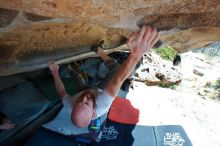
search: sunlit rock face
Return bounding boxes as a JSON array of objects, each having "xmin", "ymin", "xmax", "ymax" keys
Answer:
[
  {"xmin": 0, "ymin": 0, "xmax": 220, "ymax": 75},
  {"xmin": 0, "ymin": 23, "xmax": 130, "ymax": 75},
  {"xmin": 1, "ymin": 0, "xmax": 220, "ymax": 29}
]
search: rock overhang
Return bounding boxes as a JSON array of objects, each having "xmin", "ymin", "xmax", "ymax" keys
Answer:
[{"xmin": 0, "ymin": 0, "xmax": 220, "ymax": 75}]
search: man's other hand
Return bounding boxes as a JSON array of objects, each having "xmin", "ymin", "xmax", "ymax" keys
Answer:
[
  {"xmin": 127, "ymin": 25, "xmax": 159, "ymax": 60},
  {"xmin": 0, "ymin": 120, "xmax": 15, "ymax": 130},
  {"xmin": 48, "ymin": 61, "xmax": 59, "ymax": 74}
]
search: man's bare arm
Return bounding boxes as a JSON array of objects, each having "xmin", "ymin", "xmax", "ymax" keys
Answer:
[
  {"xmin": 105, "ymin": 26, "xmax": 159, "ymax": 97},
  {"xmin": 48, "ymin": 61, "xmax": 67, "ymax": 100},
  {"xmin": 105, "ymin": 54, "xmax": 139, "ymax": 97}
]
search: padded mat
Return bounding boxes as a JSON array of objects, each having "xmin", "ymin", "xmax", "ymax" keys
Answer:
[
  {"xmin": 154, "ymin": 125, "xmax": 193, "ymax": 146},
  {"xmin": 93, "ymin": 120, "xmax": 192, "ymax": 146},
  {"xmin": 92, "ymin": 120, "xmax": 156, "ymax": 146},
  {"xmin": 0, "ymin": 81, "xmax": 51, "ymax": 143},
  {"xmin": 26, "ymin": 120, "xmax": 192, "ymax": 146},
  {"xmin": 108, "ymin": 97, "xmax": 139, "ymax": 124},
  {"xmin": 25, "ymin": 127, "xmax": 85, "ymax": 146}
]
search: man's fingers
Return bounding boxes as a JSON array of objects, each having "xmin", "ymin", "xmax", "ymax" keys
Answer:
[
  {"xmin": 150, "ymin": 33, "xmax": 160, "ymax": 48},
  {"xmin": 127, "ymin": 32, "xmax": 136, "ymax": 46},
  {"xmin": 143, "ymin": 26, "xmax": 152, "ymax": 43},
  {"xmin": 7, "ymin": 121, "xmax": 15, "ymax": 125},
  {"xmin": 147, "ymin": 28, "xmax": 157, "ymax": 44},
  {"xmin": 48, "ymin": 61, "xmax": 55, "ymax": 70},
  {"xmin": 48, "ymin": 61, "xmax": 55, "ymax": 66},
  {"xmin": 7, "ymin": 123, "xmax": 15, "ymax": 128},
  {"xmin": 137, "ymin": 25, "xmax": 147, "ymax": 42},
  {"xmin": 6, "ymin": 121, "xmax": 14, "ymax": 125},
  {"xmin": 9, "ymin": 123, "xmax": 15, "ymax": 127},
  {"xmin": 5, "ymin": 120, "xmax": 11, "ymax": 124},
  {"xmin": 48, "ymin": 60, "xmax": 59, "ymax": 72},
  {"xmin": 2, "ymin": 122, "xmax": 15, "ymax": 129}
]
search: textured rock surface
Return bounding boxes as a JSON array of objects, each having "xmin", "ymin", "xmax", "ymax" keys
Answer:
[
  {"xmin": 161, "ymin": 27, "xmax": 220, "ymax": 52},
  {"xmin": 1, "ymin": 0, "xmax": 220, "ymax": 29},
  {"xmin": 0, "ymin": 22, "xmax": 130, "ymax": 75},
  {"xmin": 138, "ymin": 12, "xmax": 220, "ymax": 30},
  {"xmin": 23, "ymin": 12, "xmax": 53, "ymax": 21},
  {"xmin": 0, "ymin": 0, "xmax": 220, "ymax": 75},
  {"xmin": 0, "ymin": 8, "xmax": 19, "ymax": 27},
  {"xmin": 134, "ymin": 52, "xmax": 182, "ymax": 86}
]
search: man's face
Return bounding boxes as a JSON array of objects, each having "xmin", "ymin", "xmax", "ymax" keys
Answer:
[
  {"xmin": 71, "ymin": 91, "xmax": 96, "ymax": 127},
  {"xmin": 75, "ymin": 91, "xmax": 95, "ymax": 109}
]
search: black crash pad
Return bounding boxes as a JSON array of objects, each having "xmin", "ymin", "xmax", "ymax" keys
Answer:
[
  {"xmin": 0, "ymin": 82, "xmax": 51, "ymax": 143},
  {"xmin": 25, "ymin": 127, "xmax": 86, "ymax": 146},
  {"xmin": 25, "ymin": 118, "xmax": 193, "ymax": 146}
]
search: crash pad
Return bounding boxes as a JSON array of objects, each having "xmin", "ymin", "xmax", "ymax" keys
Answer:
[
  {"xmin": 92, "ymin": 120, "xmax": 192, "ymax": 146},
  {"xmin": 108, "ymin": 97, "xmax": 139, "ymax": 124},
  {"xmin": 25, "ymin": 118, "xmax": 192, "ymax": 146},
  {"xmin": 154, "ymin": 125, "xmax": 193, "ymax": 146},
  {"xmin": 0, "ymin": 81, "xmax": 51, "ymax": 143},
  {"xmin": 92, "ymin": 119, "xmax": 156, "ymax": 146},
  {"xmin": 25, "ymin": 127, "xmax": 86, "ymax": 146}
]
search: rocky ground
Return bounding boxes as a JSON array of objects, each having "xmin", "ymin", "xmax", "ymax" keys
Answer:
[
  {"xmin": 177, "ymin": 47, "xmax": 220, "ymax": 101},
  {"xmin": 125, "ymin": 44, "xmax": 220, "ymax": 146},
  {"xmin": 126, "ymin": 82, "xmax": 220, "ymax": 146}
]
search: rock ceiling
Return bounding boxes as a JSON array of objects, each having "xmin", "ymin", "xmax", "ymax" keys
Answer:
[{"xmin": 0, "ymin": 0, "xmax": 220, "ymax": 75}]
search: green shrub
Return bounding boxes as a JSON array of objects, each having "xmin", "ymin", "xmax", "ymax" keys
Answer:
[
  {"xmin": 154, "ymin": 45, "xmax": 178, "ymax": 60},
  {"xmin": 158, "ymin": 83, "xmax": 177, "ymax": 90},
  {"xmin": 216, "ymin": 78, "xmax": 220, "ymax": 87}
]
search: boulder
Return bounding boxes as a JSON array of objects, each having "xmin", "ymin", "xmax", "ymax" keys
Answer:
[
  {"xmin": 0, "ymin": 0, "xmax": 220, "ymax": 75},
  {"xmin": 0, "ymin": 0, "xmax": 219, "ymax": 30},
  {"xmin": 133, "ymin": 52, "xmax": 182, "ymax": 86},
  {"xmin": 0, "ymin": 23, "xmax": 130, "ymax": 76}
]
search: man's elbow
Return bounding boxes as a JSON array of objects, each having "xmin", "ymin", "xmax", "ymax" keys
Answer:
[
  {"xmin": 58, "ymin": 90, "xmax": 66, "ymax": 98},
  {"xmin": 106, "ymin": 80, "xmax": 121, "ymax": 97},
  {"xmin": 106, "ymin": 88, "xmax": 116, "ymax": 97}
]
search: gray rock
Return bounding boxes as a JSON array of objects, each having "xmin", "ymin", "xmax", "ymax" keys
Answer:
[
  {"xmin": 193, "ymin": 69, "xmax": 204, "ymax": 77},
  {"xmin": 134, "ymin": 52, "xmax": 182, "ymax": 86}
]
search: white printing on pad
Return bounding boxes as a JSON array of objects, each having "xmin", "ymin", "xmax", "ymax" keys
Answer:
[{"xmin": 102, "ymin": 126, "xmax": 119, "ymax": 140}]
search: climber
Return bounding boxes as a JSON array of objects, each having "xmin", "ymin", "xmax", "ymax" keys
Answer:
[{"xmin": 47, "ymin": 25, "xmax": 159, "ymax": 129}]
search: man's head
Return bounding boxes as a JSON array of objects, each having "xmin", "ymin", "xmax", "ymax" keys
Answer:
[{"xmin": 71, "ymin": 91, "xmax": 95, "ymax": 128}]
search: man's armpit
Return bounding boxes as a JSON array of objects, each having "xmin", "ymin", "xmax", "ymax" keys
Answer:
[{"xmin": 62, "ymin": 94, "xmax": 72, "ymax": 107}]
